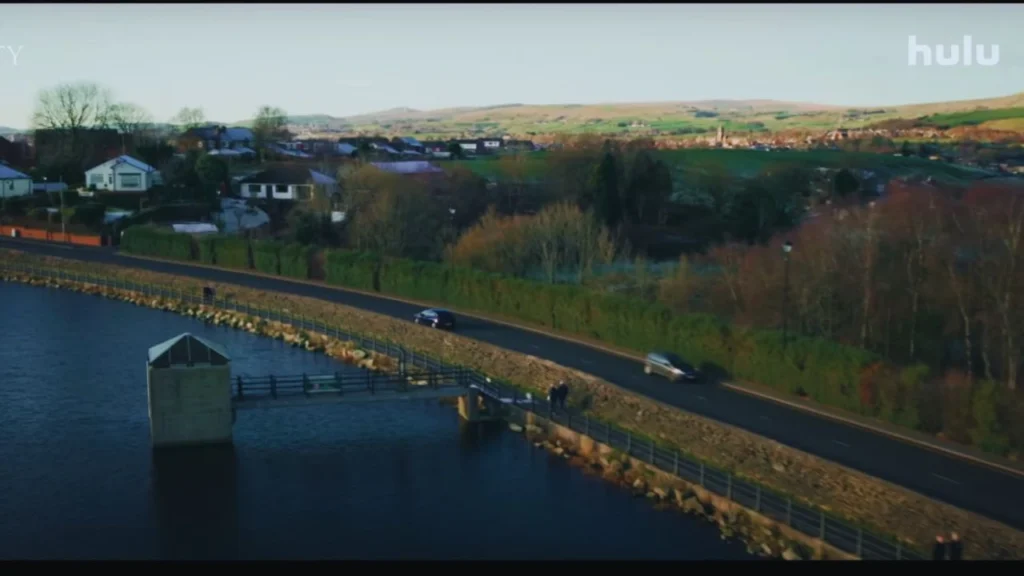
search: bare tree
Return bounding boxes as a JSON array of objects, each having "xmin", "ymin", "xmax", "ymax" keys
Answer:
[
  {"xmin": 252, "ymin": 106, "xmax": 289, "ymax": 162},
  {"xmin": 172, "ymin": 107, "xmax": 206, "ymax": 130},
  {"xmin": 31, "ymin": 82, "xmax": 114, "ymax": 132},
  {"xmin": 109, "ymin": 103, "xmax": 152, "ymax": 137}
]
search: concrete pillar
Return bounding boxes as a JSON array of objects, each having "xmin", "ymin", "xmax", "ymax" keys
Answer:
[
  {"xmin": 147, "ymin": 333, "xmax": 234, "ymax": 448},
  {"xmin": 458, "ymin": 387, "xmax": 480, "ymax": 422}
]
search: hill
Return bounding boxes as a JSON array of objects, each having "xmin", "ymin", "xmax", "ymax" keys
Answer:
[{"xmin": 227, "ymin": 92, "xmax": 1024, "ymax": 138}]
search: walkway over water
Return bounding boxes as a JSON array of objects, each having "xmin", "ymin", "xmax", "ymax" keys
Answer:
[{"xmin": 231, "ymin": 367, "xmax": 476, "ymax": 409}]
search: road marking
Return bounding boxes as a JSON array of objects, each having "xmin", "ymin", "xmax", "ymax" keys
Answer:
[
  {"xmin": 931, "ymin": 473, "xmax": 961, "ymax": 485},
  {"xmin": 696, "ymin": 395, "xmax": 706, "ymax": 401},
  {"xmin": 833, "ymin": 440, "xmax": 851, "ymax": 448}
]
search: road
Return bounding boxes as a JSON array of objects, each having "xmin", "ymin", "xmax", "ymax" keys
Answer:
[{"xmin": 4, "ymin": 238, "xmax": 1023, "ymax": 530}]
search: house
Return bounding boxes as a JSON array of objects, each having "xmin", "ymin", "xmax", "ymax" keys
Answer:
[
  {"xmin": 456, "ymin": 139, "xmax": 480, "ymax": 154},
  {"xmin": 421, "ymin": 141, "xmax": 449, "ymax": 153},
  {"xmin": 238, "ymin": 164, "xmax": 338, "ymax": 201},
  {"xmin": 336, "ymin": 143, "xmax": 359, "ymax": 157},
  {"xmin": 0, "ymin": 164, "xmax": 32, "ymax": 198},
  {"xmin": 392, "ymin": 137, "xmax": 425, "ymax": 153},
  {"xmin": 84, "ymin": 155, "xmax": 160, "ymax": 193},
  {"xmin": 33, "ymin": 181, "xmax": 69, "ymax": 195},
  {"xmin": 480, "ymin": 137, "xmax": 502, "ymax": 152},
  {"xmin": 177, "ymin": 125, "xmax": 255, "ymax": 154}
]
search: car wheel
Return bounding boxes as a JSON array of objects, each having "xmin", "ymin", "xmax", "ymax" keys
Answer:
[
  {"xmin": 432, "ymin": 321, "xmax": 438, "ymax": 328},
  {"xmin": 643, "ymin": 365, "xmax": 652, "ymax": 375}
]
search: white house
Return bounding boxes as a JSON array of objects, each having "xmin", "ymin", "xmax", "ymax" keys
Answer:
[
  {"xmin": 84, "ymin": 155, "xmax": 160, "ymax": 193},
  {"xmin": 238, "ymin": 164, "xmax": 338, "ymax": 201},
  {"xmin": 0, "ymin": 164, "xmax": 32, "ymax": 198}
]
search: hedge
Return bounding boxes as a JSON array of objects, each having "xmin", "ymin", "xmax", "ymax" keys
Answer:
[
  {"xmin": 120, "ymin": 230, "xmax": 1005, "ymax": 453},
  {"xmin": 120, "ymin": 227, "xmax": 194, "ymax": 261}
]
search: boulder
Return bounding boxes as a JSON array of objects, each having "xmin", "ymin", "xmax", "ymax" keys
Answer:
[{"xmin": 782, "ymin": 548, "xmax": 802, "ymax": 561}]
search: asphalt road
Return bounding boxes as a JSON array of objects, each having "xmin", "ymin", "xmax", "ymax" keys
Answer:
[{"xmin": 5, "ymin": 238, "xmax": 1023, "ymax": 530}]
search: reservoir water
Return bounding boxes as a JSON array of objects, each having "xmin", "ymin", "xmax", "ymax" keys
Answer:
[{"xmin": 0, "ymin": 282, "xmax": 750, "ymax": 560}]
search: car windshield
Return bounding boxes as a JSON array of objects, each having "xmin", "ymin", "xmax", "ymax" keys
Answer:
[{"xmin": 664, "ymin": 354, "xmax": 686, "ymax": 368}]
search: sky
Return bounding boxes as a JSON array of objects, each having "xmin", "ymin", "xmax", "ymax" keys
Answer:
[{"xmin": 0, "ymin": 3, "xmax": 1021, "ymax": 129}]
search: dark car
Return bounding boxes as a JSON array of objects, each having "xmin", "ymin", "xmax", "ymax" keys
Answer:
[
  {"xmin": 413, "ymin": 308, "xmax": 456, "ymax": 329},
  {"xmin": 643, "ymin": 351, "xmax": 699, "ymax": 382}
]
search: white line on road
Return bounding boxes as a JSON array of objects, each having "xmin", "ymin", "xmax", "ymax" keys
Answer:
[
  {"xmin": 931, "ymin": 473, "xmax": 961, "ymax": 485},
  {"xmin": 833, "ymin": 440, "xmax": 851, "ymax": 448}
]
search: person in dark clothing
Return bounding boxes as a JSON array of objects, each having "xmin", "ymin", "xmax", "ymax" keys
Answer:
[
  {"xmin": 548, "ymin": 385, "xmax": 557, "ymax": 413},
  {"xmin": 948, "ymin": 532, "xmax": 962, "ymax": 560},
  {"xmin": 932, "ymin": 534, "xmax": 947, "ymax": 561},
  {"xmin": 557, "ymin": 381, "xmax": 569, "ymax": 410}
]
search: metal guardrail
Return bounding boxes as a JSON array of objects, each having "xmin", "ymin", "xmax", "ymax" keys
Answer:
[
  {"xmin": 233, "ymin": 368, "xmax": 468, "ymax": 401},
  {"xmin": 1, "ymin": 262, "xmax": 923, "ymax": 560}
]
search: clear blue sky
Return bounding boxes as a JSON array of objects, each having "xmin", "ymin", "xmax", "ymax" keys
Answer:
[{"xmin": 0, "ymin": 4, "xmax": 1021, "ymax": 128}]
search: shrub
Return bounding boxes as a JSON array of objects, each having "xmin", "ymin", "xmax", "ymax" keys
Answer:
[
  {"xmin": 120, "ymin": 226, "xmax": 194, "ymax": 261},
  {"xmin": 197, "ymin": 236, "xmax": 217, "ymax": 264},
  {"xmin": 212, "ymin": 236, "xmax": 250, "ymax": 269},
  {"xmin": 279, "ymin": 243, "xmax": 312, "ymax": 279},
  {"xmin": 251, "ymin": 240, "xmax": 280, "ymax": 275}
]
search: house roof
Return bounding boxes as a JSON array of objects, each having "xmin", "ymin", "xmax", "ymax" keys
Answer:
[
  {"xmin": 0, "ymin": 164, "xmax": 29, "ymax": 179},
  {"xmin": 86, "ymin": 155, "xmax": 156, "ymax": 173},
  {"xmin": 186, "ymin": 125, "xmax": 254, "ymax": 142},
  {"xmin": 239, "ymin": 164, "xmax": 338, "ymax": 185},
  {"xmin": 400, "ymin": 137, "xmax": 423, "ymax": 147},
  {"xmin": 337, "ymin": 143, "xmax": 358, "ymax": 155},
  {"xmin": 147, "ymin": 332, "xmax": 230, "ymax": 368},
  {"xmin": 370, "ymin": 161, "xmax": 444, "ymax": 175},
  {"xmin": 371, "ymin": 143, "xmax": 400, "ymax": 154}
]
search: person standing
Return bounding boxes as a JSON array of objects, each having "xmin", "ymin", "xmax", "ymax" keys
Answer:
[
  {"xmin": 947, "ymin": 532, "xmax": 962, "ymax": 560},
  {"xmin": 557, "ymin": 381, "xmax": 569, "ymax": 410},
  {"xmin": 548, "ymin": 385, "xmax": 557, "ymax": 413},
  {"xmin": 932, "ymin": 534, "xmax": 947, "ymax": 561}
]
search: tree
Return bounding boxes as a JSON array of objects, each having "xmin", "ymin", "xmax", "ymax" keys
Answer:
[
  {"xmin": 346, "ymin": 166, "xmax": 443, "ymax": 261},
  {"xmin": 31, "ymin": 82, "xmax": 114, "ymax": 169},
  {"xmin": 194, "ymin": 154, "xmax": 228, "ymax": 212},
  {"xmin": 172, "ymin": 107, "xmax": 206, "ymax": 130},
  {"xmin": 591, "ymin": 151, "xmax": 622, "ymax": 229},
  {"xmin": 109, "ymin": 103, "xmax": 152, "ymax": 137},
  {"xmin": 833, "ymin": 168, "xmax": 860, "ymax": 198},
  {"xmin": 252, "ymin": 106, "xmax": 289, "ymax": 162},
  {"xmin": 31, "ymin": 82, "xmax": 114, "ymax": 132}
]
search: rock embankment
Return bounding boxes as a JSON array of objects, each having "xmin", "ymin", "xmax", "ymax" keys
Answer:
[
  {"xmin": 513, "ymin": 422, "xmax": 822, "ymax": 560},
  {"xmin": 3, "ymin": 272, "xmax": 396, "ymax": 373}
]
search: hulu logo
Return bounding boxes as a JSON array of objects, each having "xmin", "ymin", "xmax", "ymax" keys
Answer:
[{"xmin": 907, "ymin": 35, "xmax": 999, "ymax": 67}]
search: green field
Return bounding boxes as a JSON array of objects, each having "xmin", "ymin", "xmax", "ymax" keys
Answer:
[
  {"xmin": 922, "ymin": 107, "xmax": 1024, "ymax": 128},
  {"xmin": 450, "ymin": 148, "xmax": 996, "ymax": 185}
]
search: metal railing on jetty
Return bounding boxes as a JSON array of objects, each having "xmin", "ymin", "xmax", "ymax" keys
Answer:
[{"xmin": 1, "ymin": 263, "xmax": 923, "ymax": 560}]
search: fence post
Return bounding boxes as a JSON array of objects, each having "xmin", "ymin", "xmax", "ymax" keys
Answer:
[
  {"xmin": 302, "ymin": 374, "xmax": 310, "ymax": 396},
  {"xmin": 673, "ymin": 452, "xmax": 679, "ymax": 476},
  {"xmin": 270, "ymin": 375, "xmax": 277, "ymax": 399},
  {"xmin": 605, "ymin": 423, "xmax": 611, "ymax": 445},
  {"xmin": 236, "ymin": 376, "xmax": 243, "ymax": 400},
  {"xmin": 649, "ymin": 440, "xmax": 655, "ymax": 464},
  {"xmin": 584, "ymin": 415, "xmax": 590, "ymax": 436},
  {"xmin": 786, "ymin": 498, "xmax": 792, "ymax": 526},
  {"xmin": 819, "ymin": 511, "xmax": 826, "ymax": 540},
  {"xmin": 335, "ymin": 372, "xmax": 343, "ymax": 396},
  {"xmin": 856, "ymin": 528, "xmax": 863, "ymax": 557},
  {"xmin": 726, "ymin": 473, "xmax": 733, "ymax": 499},
  {"xmin": 755, "ymin": 486, "xmax": 761, "ymax": 512},
  {"xmin": 895, "ymin": 541, "xmax": 902, "ymax": 560},
  {"xmin": 699, "ymin": 462, "xmax": 705, "ymax": 487},
  {"xmin": 626, "ymin": 432, "xmax": 632, "ymax": 454}
]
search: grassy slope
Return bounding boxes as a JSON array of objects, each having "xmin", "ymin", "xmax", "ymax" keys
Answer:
[{"xmin": 230, "ymin": 92, "xmax": 1024, "ymax": 137}]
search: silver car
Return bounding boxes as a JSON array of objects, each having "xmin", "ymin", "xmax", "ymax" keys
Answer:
[{"xmin": 644, "ymin": 352, "xmax": 699, "ymax": 382}]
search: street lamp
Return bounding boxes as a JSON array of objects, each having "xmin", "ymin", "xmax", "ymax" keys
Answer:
[
  {"xmin": 448, "ymin": 207, "xmax": 457, "ymax": 276},
  {"xmin": 782, "ymin": 240, "xmax": 793, "ymax": 350}
]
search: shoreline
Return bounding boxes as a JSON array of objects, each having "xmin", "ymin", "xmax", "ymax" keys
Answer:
[{"xmin": 4, "ymin": 250, "xmax": 1023, "ymax": 559}]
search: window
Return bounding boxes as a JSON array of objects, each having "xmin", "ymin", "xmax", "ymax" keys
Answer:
[
  {"xmin": 118, "ymin": 173, "xmax": 142, "ymax": 188},
  {"xmin": 275, "ymin": 184, "xmax": 288, "ymax": 193},
  {"xmin": 88, "ymin": 173, "xmax": 104, "ymax": 186},
  {"xmin": 247, "ymin": 184, "xmax": 263, "ymax": 196},
  {"xmin": 295, "ymin": 185, "xmax": 312, "ymax": 200}
]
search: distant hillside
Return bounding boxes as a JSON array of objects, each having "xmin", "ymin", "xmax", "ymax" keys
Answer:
[
  {"xmin": 224, "ymin": 92, "xmax": 1024, "ymax": 138},
  {"xmin": 0, "ymin": 126, "xmax": 23, "ymax": 137}
]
